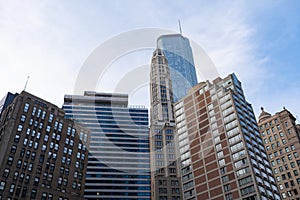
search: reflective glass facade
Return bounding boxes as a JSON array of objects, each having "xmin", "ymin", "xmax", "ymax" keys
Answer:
[
  {"xmin": 157, "ymin": 34, "xmax": 198, "ymax": 102},
  {"xmin": 0, "ymin": 92, "xmax": 16, "ymax": 118},
  {"xmin": 63, "ymin": 92, "xmax": 151, "ymax": 200}
]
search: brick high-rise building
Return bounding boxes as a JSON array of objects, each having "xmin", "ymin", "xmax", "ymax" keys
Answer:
[
  {"xmin": 174, "ymin": 74, "xmax": 280, "ymax": 200},
  {"xmin": 0, "ymin": 91, "xmax": 89, "ymax": 200},
  {"xmin": 258, "ymin": 107, "xmax": 300, "ymax": 199}
]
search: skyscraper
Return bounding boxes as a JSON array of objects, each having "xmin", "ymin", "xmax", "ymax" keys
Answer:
[
  {"xmin": 150, "ymin": 49, "xmax": 182, "ymax": 200},
  {"xmin": 0, "ymin": 92, "xmax": 17, "ymax": 118},
  {"xmin": 63, "ymin": 91, "xmax": 151, "ymax": 200},
  {"xmin": 0, "ymin": 91, "xmax": 89, "ymax": 200},
  {"xmin": 157, "ymin": 34, "xmax": 198, "ymax": 102},
  {"xmin": 258, "ymin": 107, "xmax": 300, "ymax": 199},
  {"xmin": 174, "ymin": 74, "xmax": 280, "ymax": 200}
]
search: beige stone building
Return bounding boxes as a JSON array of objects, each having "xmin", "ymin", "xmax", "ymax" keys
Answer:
[
  {"xmin": 150, "ymin": 49, "xmax": 182, "ymax": 200},
  {"xmin": 258, "ymin": 107, "xmax": 300, "ymax": 199}
]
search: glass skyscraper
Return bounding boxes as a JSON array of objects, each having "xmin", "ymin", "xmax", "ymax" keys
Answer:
[
  {"xmin": 0, "ymin": 92, "xmax": 17, "ymax": 118},
  {"xmin": 157, "ymin": 34, "xmax": 198, "ymax": 102},
  {"xmin": 63, "ymin": 91, "xmax": 151, "ymax": 200}
]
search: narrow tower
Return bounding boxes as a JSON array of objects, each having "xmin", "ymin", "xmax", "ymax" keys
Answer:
[{"xmin": 150, "ymin": 49, "xmax": 182, "ymax": 200}]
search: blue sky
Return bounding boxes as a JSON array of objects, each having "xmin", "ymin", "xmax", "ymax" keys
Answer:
[{"xmin": 0, "ymin": 0, "xmax": 299, "ymax": 119}]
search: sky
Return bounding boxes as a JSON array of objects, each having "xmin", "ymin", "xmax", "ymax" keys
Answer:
[{"xmin": 1, "ymin": 0, "xmax": 300, "ymax": 120}]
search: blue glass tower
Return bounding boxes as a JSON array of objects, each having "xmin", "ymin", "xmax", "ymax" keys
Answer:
[
  {"xmin": 157, "ymin": 34, "xmax": 198, "ymax": 102},
  {"xmin": 63, "ymin": 92, "xmax": 151, "ymax": 200},
  {"xmin": 0, "ymin": 92, "xmax": 17, "ymax": 118}
]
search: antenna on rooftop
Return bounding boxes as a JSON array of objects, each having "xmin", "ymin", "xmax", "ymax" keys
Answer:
[
  {"xmin": 24, "ymin": 76, "xmax": 30, "ymax": 91},
  {"xmin": 178, "ymin": 19, "xmax": 182, "ymax": 34}
]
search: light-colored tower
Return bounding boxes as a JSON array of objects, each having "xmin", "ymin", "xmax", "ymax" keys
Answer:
[
  {"xmin": 150, "ymin": 49, "xmax": 182, "ymax": 200},
  {"xmin": 174, "ymin": 74, "xmax": 280, "ymax": 200},
  {"xmin": 258, "ymin": 107, "xmax": 300, "ymax": 199}
]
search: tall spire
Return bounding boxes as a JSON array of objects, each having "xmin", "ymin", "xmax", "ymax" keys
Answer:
[{"xmin": 178, "ymin": 19, "xmax": 182, "ymax": 34}]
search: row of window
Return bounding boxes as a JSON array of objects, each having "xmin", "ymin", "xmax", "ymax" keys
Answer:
[
  {"xmin": 271, "ymin": 153, "xmax": 299, "ymax": 166},
  {"xmin": 0, "ymin": 179, "xmax": 70, "ymax": 199},
  {"xmin": 259, "ymin": 119, "xmax": 281, "ymax": 130}
]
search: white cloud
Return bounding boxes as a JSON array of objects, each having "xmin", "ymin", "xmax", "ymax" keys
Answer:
[{"xmin": 0, "ymin": 0, "xmax": 298, "ymax": 118}]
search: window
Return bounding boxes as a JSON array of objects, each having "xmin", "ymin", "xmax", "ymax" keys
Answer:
[
  {"xmin": 72, "ymin": 181, "xmax": 77, "ymax": 189},
  {"xmin": 0, "ymin": 181, "xmax": 6, "ymax": 191},
  {"xmin": 28, "ymin": 163, "xmax": 33, "ymax": 172},
  {"xmin": 264, "ymin": 139, "xmax": 269, "ymax": 144},
  {"xmin": 16, "ymin": 185, "xmax": 21, "ymax": 195},
  {"xmin": 282, "ymin": 156, "xmax": 286, "ymax": 162},
  {"xmin": 269, "ymin": 136, "xmax": 273, "ymax": 142},
  {"xmin": 291, "ymin": 144, "xmax": 295, "ymax": 150},
  {"xmin": 42, "ymin": 192, "xmax": 47, "ymax": 200},
  {"xmin": 63, "ymin": 178, "xmax": 68, "ymax": 186},
  {"xmin": 222, "ymin": 175, "xmax": 229, "ymax": 183},
  {"xmin": 294, "ymin": 170, "xmax": 299, "ymax": 176},
  {"xmin": 24, "ymin": 103, "xmax": 29, "ymax": 112},
  {"xmin": 31, "ymin": 189, "xmax": 37, "ymax": 198},
  {"xmin": 219, "ymin": 159, "xmax": 225, "ymax": 166},
  {"xmin": 42, "ymin": 144, "xmax": 47, "ymax": 152},
  {"xmin": 224, "ymin": 184, "xmax": 231, "ymax": 192},
  {"xmin": 9, "ymin": 183, "xmax": 15, "ymax": 194},
  {"xmin": 240, "ymin": 185, "xmax": 255, "ymax": 196},
  {"xmin": 10, "ymin": 145, "xmax": 17, "ymax": 154},
  {"xmin": 279, "ymin": 132, "xmax": 284, "ymax": 137},
  {"xmin": 277, "ymin": 125, "xmax": 281, "ymax": 130},
  {"xmin": 7, "ymin": 156, "xmax": 14, "ymax": 165},
  {"xmin": 17, "ymin": 124, "xmax": 23, "ymax": 132},
  {"xmin": 20, "ymin": 115, "xmax": 26, "ymax": 122},
  {"xmin": 49, "ymin": 114, "xmax": 54, "ymax": 123},
  {"xmin": 282, "ymin": 139, "xmax": 287, "ymax": 145},
  {"xmin": 220, "ymin": 167, "xmax": 227, "ymax": 174},
  {"xmin": 284, "ymin": 182, "xmax": 289, "ymax": 188},
  {"xmin": 279, "ymin": 166, "xmax": 284, "ymax": 172},
  {"xmin": 44, "ymin": 135, "xmax": 49, "ymax": 142},
  {"xmin": 282, "ymin": 192, "xmax": 287, "ymax": 199},
  {"xmin": 13, "ymin": 171, "xmax": 19, "ymax": 180},
  {"xmin": 34, "ymin": 177, "xmax": 39, "ymax": 186},
  {"xmin": 294, "ymin": 152, "xmax": 299, "ymax": 158},
  {"xmin": 3, "ymin": 168, "xmax": 10, "ymax": 178},
  {"xmin": 225, "ymin": 193, "xmax": 233, "ymax": 200},
  {"xmin": 239, "ymin": 176, "xmax": 252, "ymax": 186}
]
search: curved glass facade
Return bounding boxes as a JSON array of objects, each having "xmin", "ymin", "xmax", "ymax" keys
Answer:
[{"xmin": 157, "ymin": 34, "xmax": 198, "ymax": 102}]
